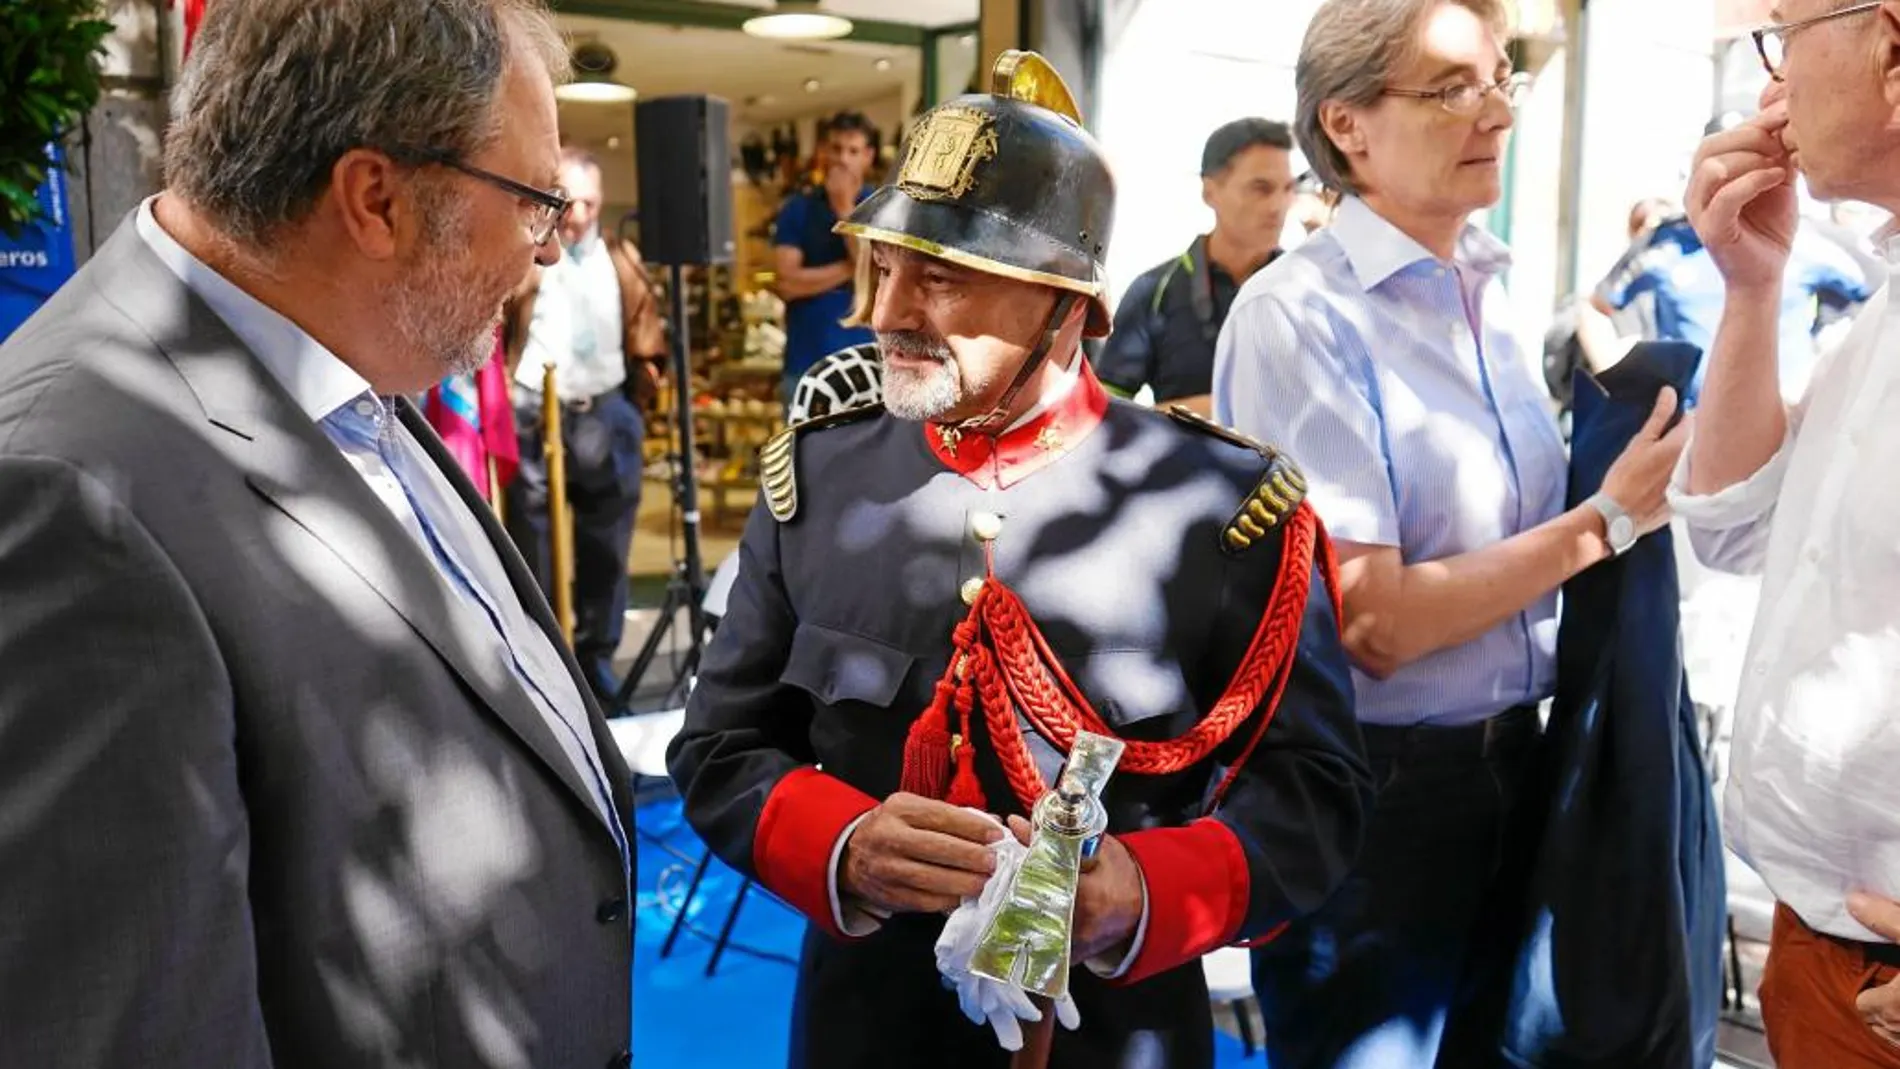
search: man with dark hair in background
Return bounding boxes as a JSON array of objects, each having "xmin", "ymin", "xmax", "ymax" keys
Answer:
[
  {"xmin": 1093, "ymin": 118, "xmax": 1298, "ymax": 416},
  {"xmin": 773, "ymin": 110, "xmax": 877, "ymax": 402}
]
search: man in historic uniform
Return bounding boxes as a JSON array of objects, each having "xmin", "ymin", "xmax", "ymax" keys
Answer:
[{"xmin": 668, "ymin": 53, "xmax": 1372, "ymax": 1069}]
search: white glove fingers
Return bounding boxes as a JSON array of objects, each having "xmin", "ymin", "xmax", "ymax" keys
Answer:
[{"xmin": 1056, "ymin": 993, "xmax": 1082, "ymax": 1031}]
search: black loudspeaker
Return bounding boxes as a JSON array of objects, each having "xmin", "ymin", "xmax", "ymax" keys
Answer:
[{"xmin": 634, "ymin": 94, "xmax": 734, "ymax": 266}]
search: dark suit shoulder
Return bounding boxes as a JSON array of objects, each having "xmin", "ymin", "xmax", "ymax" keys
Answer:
[
  {"xmin": 1114, "ymin": 401, "xmax": 1309, "ymax": 556},
  {"xmin": 759, "ymin": 402, "xmax": 884, "ymax": 522}
]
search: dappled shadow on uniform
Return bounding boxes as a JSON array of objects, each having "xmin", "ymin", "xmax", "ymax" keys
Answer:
[{"xmin": 804, "ymin": 404, "xmax": 1279, "ymax": 816}]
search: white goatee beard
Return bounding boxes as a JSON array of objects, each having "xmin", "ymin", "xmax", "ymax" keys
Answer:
[{"xmin": 878, "ymin": 332, "xmax": 963, "ymax": 421}]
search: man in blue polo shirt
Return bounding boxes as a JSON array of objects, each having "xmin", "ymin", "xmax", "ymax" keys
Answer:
[{"xmin": 773, "ymin": 111, "xmax": 876, "ymax": 401}]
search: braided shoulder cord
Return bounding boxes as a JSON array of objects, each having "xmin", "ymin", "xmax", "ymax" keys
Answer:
[{"xmin": 901, "ymin": 503, "xmax": 1338, "ymax": 816}]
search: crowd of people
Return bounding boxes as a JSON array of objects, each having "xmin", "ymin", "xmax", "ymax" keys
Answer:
[{"xmin": 1, "ymin": 0, "xmax": 1898, "ymax": 1068}]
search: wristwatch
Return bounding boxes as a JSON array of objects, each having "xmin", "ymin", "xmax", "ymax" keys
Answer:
[{"xmin": 1586, "ymin": 492, "xmax": 1638, "ymax": 557}]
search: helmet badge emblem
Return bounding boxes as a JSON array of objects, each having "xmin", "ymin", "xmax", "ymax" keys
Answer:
[{"xmin": 897, "ymin": 105, "xmax": 999, "ymax": 203}]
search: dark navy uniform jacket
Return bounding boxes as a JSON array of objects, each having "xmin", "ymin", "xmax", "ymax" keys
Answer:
[{"xmin": 668, "ymin": 359, "xmax": 1372, "ymax": 1069}]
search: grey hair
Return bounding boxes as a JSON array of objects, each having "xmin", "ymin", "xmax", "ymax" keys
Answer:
[
  {"xmin": 164, "ymin": 0, "xmax": 570, "ymax": 245},
  {"xmin": 560, "ymin": 145, "xmax": 602, "ymax": 173},
  {"xmin": 1294, "ymin": 0, "xmax": 1510, "ymax": 194}
]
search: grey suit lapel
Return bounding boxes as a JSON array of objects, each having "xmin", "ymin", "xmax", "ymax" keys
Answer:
[
  {"xmin": 90, "ymin": 219, "xmax": 615, "ymax": 830},
  {"xmin": 398, "ymin": 401, "xmax": 636, "ymax": 823}
]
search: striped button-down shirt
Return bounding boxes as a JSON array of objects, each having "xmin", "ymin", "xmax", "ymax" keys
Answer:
[{"xmin": 1213, "ymin": 196, "xmax": 1567, "ymax": 726}]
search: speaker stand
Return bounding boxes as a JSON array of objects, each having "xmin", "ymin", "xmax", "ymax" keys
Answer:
[{"xmin": 609, "ymin": 262, "xmax": 709, "ymax": 717}]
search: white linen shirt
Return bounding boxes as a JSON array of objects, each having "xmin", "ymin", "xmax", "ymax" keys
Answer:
[{"xmin": 1668, "ymin": 232, "xmax": 1900, "ymax": 941}]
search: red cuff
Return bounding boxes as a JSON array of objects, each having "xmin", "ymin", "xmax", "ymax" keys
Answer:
[
  {"xmin": 751, "ymin": 767, "xmax": 879, "ymax": 939},
  {"xmin": 1112, "ymin": 818, "xmax": 1251, "ymax": 985}
]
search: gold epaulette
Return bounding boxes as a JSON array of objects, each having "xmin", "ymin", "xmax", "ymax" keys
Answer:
[
  {"xmin": 759, "ymin": 403, "xmax": 883, "ymax": 522},
  {"xmin": 1163, "ymin": 406, "xmax": 1308, "ymax": 555}
]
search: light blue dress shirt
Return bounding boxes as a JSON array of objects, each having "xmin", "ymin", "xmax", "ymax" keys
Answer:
[
  {"xmin": 1213, "ymin": 196, "xmax": 1567, "ymax": 727},
  {"xmin": 134, "ymin": 199, "xmax": 630, "ymax": 872}
]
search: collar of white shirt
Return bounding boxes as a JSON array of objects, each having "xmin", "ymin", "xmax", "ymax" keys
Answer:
[
  {"xmin": 134, "ymin": 195, "xmax": 373, "ymax": 423},
  {"xmin": 1329, "ymin": 194, "xmax": 1513, "ymax": 291}
]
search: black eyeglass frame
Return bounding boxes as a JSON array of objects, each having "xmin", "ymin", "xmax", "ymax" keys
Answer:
[
  {"xmin": 427, "ymin": 154, "xmax": 573, "ymax": 244},
  {"xmin": 1752, "ymin": 1, "xmax": 1882, "ymax": 82}
]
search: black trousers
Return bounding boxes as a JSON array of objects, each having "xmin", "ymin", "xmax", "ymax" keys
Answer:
[
  {"xmin": 1251, "ymin": 705, "xmax": 1541, "ymax": 1069},
  {"xmin": 505, "ymin": 387, "xmax": 644, "ymax": 701}
]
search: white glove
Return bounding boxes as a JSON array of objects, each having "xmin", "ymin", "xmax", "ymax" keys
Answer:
[{"xmin": 933, "ymin": 811, "xmax": 1082, "ymax": 1050}]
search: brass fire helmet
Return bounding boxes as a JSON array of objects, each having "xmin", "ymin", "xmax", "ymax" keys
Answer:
[{"xmin": 834, "ymin": 50, "xmax": 1116, "ymax": 338}]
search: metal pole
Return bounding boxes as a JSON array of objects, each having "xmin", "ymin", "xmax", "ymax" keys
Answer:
[
  {"xmin": 669, "ymin": 262, "xmax": 709, "ymax": 651},
  {"xmin": 542, "ymin": 363, "xmax": 576, "ymax": 643}
]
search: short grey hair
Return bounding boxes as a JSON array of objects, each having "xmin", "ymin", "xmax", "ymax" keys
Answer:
[
  {"xmin": 164, "ymin": 0, "xmax": 569, "ymax": 245},
  {"xmin": 1294, "ymin": 0, "xmax": 1510, "ymax": 194}
]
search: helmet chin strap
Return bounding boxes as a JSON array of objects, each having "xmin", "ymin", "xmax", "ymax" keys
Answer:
[{"xmin": 946, "ymin": 291, "xmax": 1081, "ymax": 435}]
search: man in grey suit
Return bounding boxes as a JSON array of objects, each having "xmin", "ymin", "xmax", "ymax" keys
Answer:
[{"xmin": 0, "ymin": 2, "xmax": 635, "ymax": 1066}]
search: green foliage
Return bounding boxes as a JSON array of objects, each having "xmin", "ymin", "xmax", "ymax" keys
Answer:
[{"xmin": 0, "ymin": 0, "xmax": 113, "ymax": 238}]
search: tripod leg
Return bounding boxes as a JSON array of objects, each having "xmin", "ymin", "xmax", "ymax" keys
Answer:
[
  {"xmin": 661, "ymin": 848, "xmax": 715, "ymax": 959},
  {"xmin": 706, "ymin": 876, "xmax": 753, "ymax": 977},
  {"xmin": 662, "ymin": 642, "xmax": 705, "ymax": 709},
  {"xmin": 1236, "ymin": 998, "xmax": 1260, "ymax": 1057},
  {"xmin": 608, "ymin": 579, "xmax": 685, "ymax": 717}
]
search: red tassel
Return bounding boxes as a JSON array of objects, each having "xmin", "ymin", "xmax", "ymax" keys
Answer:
[
  {"xmin": 945, "ymin": 669, "xmax": 987, "ymax": 809},
  {"xmin": 901, "ymin": 723, "xmax": 951, "ymax": 800},
  {"xmin": 947, "ymin": 742, "xmax": 986, "ymax": 809},
  {"xmin": 900, "ymin": 665, "xmax": 959, "ymax": 799}
]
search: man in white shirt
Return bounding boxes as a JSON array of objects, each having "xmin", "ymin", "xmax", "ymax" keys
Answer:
[
  {"xmin": 1675, "ymin": 2, "xmax": 1900, "ymax": 1064},
  {"xmin": 504, "ymin": 147, "xmax": 665, "ymax": 702}
]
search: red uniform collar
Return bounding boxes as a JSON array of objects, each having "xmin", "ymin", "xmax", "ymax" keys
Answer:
[{"xmin": 923, "ymin": 358, "xmax": 1110, "ymax": 490}]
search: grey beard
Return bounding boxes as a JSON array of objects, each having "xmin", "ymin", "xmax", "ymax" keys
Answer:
[
  {"xmin": 390, "ymin": 194, "xmax": 498, "ymax": 379},
  {"xmin": 878, "ymin": 332, "xmax": 961, "ymax": 421},
  {"xmin": 391, "ymin": 281, "xmax": 495, "ymax": 380},
  {"xmin": 441, "ymin": 315, "xmax": 501, "ymax": 377}
]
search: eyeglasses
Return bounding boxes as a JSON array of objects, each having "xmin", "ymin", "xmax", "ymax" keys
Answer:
[
  {"xmin": 429, "ymin": 155, "xmax": 572, "ymax": 244},
  {"xmin": 1753, "ymin": 1, "xmax": 1882, "ymax": 82},
  {"xmin": 1382, "ymin": 72, "xmax": 1533, "ymax": 115}
]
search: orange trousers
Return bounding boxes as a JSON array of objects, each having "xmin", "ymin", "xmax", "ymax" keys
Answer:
[{"xmin": 1761, "ymin": 903, "xmax": 1900, "ymax": 1069}]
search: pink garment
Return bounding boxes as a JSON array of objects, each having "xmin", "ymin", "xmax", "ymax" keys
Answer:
[{"xmin": 423, "ymin": 336, "xmax": 518, "ymax": 498}]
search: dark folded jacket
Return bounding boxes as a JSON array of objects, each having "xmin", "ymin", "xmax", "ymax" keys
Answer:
[{"xmin": 1461, "ymin": 341, "xmax": 1726, "ymax": 1068}]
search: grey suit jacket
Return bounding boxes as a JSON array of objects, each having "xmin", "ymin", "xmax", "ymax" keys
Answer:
[{"xmin": 0, "ymin": 218, "xmax": 635, "ymax": 1068}]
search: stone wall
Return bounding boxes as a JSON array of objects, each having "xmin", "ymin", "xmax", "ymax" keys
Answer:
[{"xmin": 65, "ymin": 0, "xmax": 175, "ymax": 262}]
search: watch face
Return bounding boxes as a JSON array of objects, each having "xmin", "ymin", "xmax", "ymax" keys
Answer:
[{"xmin": 1611, "ymin": 516, "xmax": 1636, "ymax": 549}]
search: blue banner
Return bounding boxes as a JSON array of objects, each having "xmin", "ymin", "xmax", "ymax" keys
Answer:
[{"xmin": 0, "ymin": 142, "xmax": 79, "ymax": 343}]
